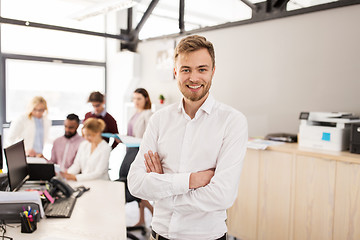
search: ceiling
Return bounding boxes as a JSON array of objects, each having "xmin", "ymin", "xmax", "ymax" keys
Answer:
[{"xmin": 0, "ymin": 0, "xmax": 340, "ymax": 40}]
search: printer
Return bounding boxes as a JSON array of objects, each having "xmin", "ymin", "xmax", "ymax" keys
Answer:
[{"xmin": 298, "ymin": 112, "xmax": 360, "ymax": 151}]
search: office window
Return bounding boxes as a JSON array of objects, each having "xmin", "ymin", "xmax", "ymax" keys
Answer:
[
  {"xmin": 287, "ymin": 0, "xmax": 339, "ymax": 10},
  {"xmin": 184, "ymin": 0, "xmax": 252, "ymax": 31},
  {"xmin": 5, "ymin": 59, "xmax": 105, "ymax": 123},
  {"xmin": 136, "ymin": 0, "xmax": 252, "ymax": 39},
  {"xmin": 0, "ymin": 0, "xmax": 106, "ymax": 32},
  {"xmin": 1, "ymin": 24, "xmax": 106, "ymax": 62}
]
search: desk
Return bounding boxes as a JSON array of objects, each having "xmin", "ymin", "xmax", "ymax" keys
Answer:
[{"xmin": 5, "ymin": 180, "xmax": 126, "ymax": 240}]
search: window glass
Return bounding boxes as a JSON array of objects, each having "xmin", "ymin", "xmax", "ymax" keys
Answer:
[
  {"xmin": 0, "ymin": 0, "xmax": 106, "ymax": 32},
  {"xmin": 136, "ymin": 0, "xmax": 252, "ymax": 39},
  {"xmin": 287, "ymin": 0, "xmax": 339, "ymax": 11},
  {"xmin": 184, "ymin": 0, "xmax": 252, "ymax": 31},
  {"xmin": 1, "ymin": 24, "xmax": 106, "ymax": 62},
  {"xmin": 5, "ymin": 59, "xmax": 105, "ymax": 122}
]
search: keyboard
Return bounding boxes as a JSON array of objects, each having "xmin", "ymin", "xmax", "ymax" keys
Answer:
[{"xmin": 45, "ymin": 197, "xmax": 77, "ymax": 218}]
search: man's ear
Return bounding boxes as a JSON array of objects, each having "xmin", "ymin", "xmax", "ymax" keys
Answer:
[{"xmin": 211, "ymin": 66, "xmax": 216, "ymax": 78}]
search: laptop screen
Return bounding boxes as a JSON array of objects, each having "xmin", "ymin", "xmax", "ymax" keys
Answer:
[
  {"xmin": 4, "ymin": 140, "xmax": 29, "ymax": 191},
  {"xmin": 0, "ymin": 135, "xmax": 3, "ymax": 170}
]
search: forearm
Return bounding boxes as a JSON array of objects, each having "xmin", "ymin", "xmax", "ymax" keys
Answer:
[
  {"xmin": 128, "ymin": 159, "xmax": 191, "ymax": 201},
  {"xmin": 175, "ymin": 160, "xmax": 243, "ymax": 213},
  {"xmin": 175, "ymin": 123, "xmax": 248, "ymax": 213}
]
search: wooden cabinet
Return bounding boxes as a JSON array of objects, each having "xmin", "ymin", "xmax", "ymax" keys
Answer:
[
  {"xmin": 227, "ymin": 150, "xmax": 259, "ymax": 240},
  {"xmin": 258, "ymin": 151, "xmax": 293, "ymax": 240},
  {"xmin": 333, "ymin": 162, "xmax": 360, "ymax": 240},
  {"xmin": 227, "ymin": 144, "xmax": 360, "ymax": 240},
  {"xmin": 293, "ymin": 156, "xmax": 336, "ymax": 240}
]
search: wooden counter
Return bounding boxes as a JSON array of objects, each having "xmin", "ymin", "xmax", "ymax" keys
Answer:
[{"xmin": 227, "ymin": 143, "xmax": 360, "ymax": 240}]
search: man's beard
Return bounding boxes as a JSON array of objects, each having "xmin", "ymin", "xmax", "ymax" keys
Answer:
[
  {"xmin": 179, "ymin": 81, "xmax": 211, "ymax": 102},
  {"xmin": 65, "ymin": 131, "xmax": 77, "ymax": 139}
]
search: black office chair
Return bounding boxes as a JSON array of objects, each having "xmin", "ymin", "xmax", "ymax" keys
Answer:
[{"xmin": 117, "ymin": 147, "xmax": 147, "ymax": 240}]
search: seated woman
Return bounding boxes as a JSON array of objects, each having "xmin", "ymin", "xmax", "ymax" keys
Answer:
[{"xmin": 61, "ymin": 118, "xmax": 111, "ymax": 181}]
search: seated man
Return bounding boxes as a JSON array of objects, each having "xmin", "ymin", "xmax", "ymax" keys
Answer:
[{"xmin": 49, "ymin": 114, "xmax": 84, "ymax": 171}]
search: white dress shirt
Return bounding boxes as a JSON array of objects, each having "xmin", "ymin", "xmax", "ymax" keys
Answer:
[
  {"xmin": 128, "ymin": 94, "xmax": 248, "ymax": 240},
  {"xmin": 67, "ymin": 140, "xmax": 111, "ymax": 181}
]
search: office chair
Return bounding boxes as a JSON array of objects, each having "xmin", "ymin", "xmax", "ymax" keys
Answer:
[{"xmin": 117, "ymin": 147, "xmax": 147, "ymax": 240}]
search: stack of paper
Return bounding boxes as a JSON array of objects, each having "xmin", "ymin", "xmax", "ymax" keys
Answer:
[{"xmin": 247, "ymin": 139, "xmax": 284, "ymax": 150}]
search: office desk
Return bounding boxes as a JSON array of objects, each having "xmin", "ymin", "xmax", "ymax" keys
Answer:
[{"xmin": 5, "ymin": 180, "xmax": 126, "ymax": 240}]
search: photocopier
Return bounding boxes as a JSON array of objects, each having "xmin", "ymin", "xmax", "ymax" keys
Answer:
[{"xmin": 298, "ymin": 112, "xmax": 360, "ymax": 151}]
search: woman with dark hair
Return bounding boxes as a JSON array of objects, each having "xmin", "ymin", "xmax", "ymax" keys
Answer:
[{"xmin": 119, "ymin": 88, "xmax": 153, "ymax": 227}]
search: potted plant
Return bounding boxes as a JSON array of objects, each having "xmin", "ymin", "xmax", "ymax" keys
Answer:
[{"xmin": 159, "ymin": 94, "xmax": 165, "ymax": 104}]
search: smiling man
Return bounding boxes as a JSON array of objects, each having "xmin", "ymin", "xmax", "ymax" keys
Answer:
[{"xmin": 128, "ymin": 35, "xmax": 248, "ymax": 240}]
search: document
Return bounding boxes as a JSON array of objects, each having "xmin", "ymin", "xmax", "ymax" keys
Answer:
[
  {"xmin": 101, "ymin": 133, "xmax": 142, "ymax": 148},
  {"xmin": 27, "ymin": 157, "xmax": 47, "ymax": 164},
  {"xmin": 247, "ymin": 138, "xmax": 284, "ymax": 150}
]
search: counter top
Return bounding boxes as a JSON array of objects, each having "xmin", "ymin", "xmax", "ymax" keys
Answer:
[{"xmin": 263, "ymin": 143, "xmax": 360, "ymax": 164}]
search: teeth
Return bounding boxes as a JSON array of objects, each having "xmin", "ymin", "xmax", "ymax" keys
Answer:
[{"xmin": 188, "ymin": 85, "xmax": 201, "ymax": 89}]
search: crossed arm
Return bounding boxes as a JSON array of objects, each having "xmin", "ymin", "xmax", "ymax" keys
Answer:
[{"xmin": 144, "ymin": 150, "xmax": 215, "ymax": 189}]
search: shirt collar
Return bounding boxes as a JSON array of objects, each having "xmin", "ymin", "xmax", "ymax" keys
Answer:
[
  {"xmin": 177, "ymin": 93, "xmax": 215, "ymax": 116},
  {"xmin": 92, "ymin": 109, "xmax": 107, "ymax": 117}
]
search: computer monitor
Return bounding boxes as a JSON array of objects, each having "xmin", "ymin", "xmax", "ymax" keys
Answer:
[
  {"xmin": 0, "ymin": 135, "xmax": 3, "ymax": 170},
  {"xmin": 4, "ymin": 140, "xmax": 29, "ymax": 191}
]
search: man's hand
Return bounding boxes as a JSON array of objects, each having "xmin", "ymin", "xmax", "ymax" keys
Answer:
[
  {"xmin": 189, "ymin": 169, "xmax": 215, "ymax": 189},
  {"xmin": 144, "ymin": 150, "xmax": 163, "ymax": 174}
]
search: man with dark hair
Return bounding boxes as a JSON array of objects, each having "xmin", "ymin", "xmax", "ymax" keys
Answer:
[
  {"xmin": 128, "ymin": 35, "xmax": 248, "ymax": 240},
  {"xmin": 49, "ymin": 114, "xmax": 84, "ymax": 171},
  {"xmin": 84, "ymin": 91, "xmax": 119, "ymax": 149}
]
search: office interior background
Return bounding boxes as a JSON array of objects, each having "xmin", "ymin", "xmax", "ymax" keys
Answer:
[{"xmin": 0, "ymin": 0, "xmax": 359, "ymax": 238}]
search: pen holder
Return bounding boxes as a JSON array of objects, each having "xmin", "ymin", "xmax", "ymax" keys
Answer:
[{"xmin": 20, "ymin": 212, "xmax": 37, "ymax": 233}]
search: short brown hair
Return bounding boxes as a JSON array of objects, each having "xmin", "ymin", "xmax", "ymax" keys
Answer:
[
  {"xmin": 134, "ymin": 88, "xmax": 152, "ymax": 110},
  {"xmin": 88, "ymin": 91, "xmax": 104, "ymax": 103},
  {"xmin": 174, "ymin": 35, "xmax": 215, "ymax": 68},
  {"xmin": 82, "ymin": 118, "xmax": 106, "ymax": 133}
]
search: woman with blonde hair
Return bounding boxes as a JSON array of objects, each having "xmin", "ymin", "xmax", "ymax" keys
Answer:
[
  {"xmin": 6, "ymin": 96, "xmax": 51, "ymax": 157},
  {"xmin": 61, "ymin": 118, "xmax": 111, "ymax": 181}
]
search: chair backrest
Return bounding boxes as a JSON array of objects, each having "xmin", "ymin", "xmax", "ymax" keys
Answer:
[{"xmin": 119, "ymin": 147, "xmax": 139, "ymax": 179}]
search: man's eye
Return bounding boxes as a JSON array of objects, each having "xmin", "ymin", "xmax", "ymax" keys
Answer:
[
  {"xmin": 182, "ymin": 69, "xmax": 190, "ymax": 73},
  {"xmin": 199, "ymin": 69, "xmax": 207, "ymax": 72}
]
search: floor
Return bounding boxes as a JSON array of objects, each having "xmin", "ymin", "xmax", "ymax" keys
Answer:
[{"xmin": 125, "ymin": 201, "xmax": 153, "ymax": 240}]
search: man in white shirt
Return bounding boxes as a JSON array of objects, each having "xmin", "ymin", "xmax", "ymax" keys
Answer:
[{"xmin": 128, "ymin": 35, "xmax": 248, "ymax": 240}]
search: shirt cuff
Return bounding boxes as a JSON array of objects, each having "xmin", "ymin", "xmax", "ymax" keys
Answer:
[
  {"xmin": 172, "ymin": 172, "xmax": 191, "ymax": 195},
  {"xmin": 75, "ymin": 174, "xmax": 85, "ymax": 182}
]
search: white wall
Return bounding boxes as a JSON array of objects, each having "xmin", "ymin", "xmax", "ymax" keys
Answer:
[{"xmin": 136, "ymin": 5, "xmax": 360, "ymax": 137}]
